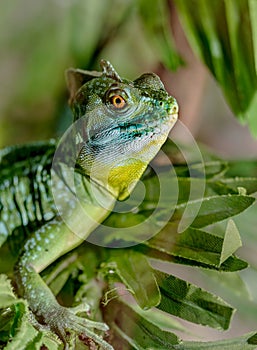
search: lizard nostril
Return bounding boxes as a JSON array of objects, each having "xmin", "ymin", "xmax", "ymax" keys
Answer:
[
  {"xmin": 167, "ymin": 102, "xmax": 178, "ymax": 116},
  {"xmin": 172, "ymin": 104, "xmax": 178, "ymax": 114}
]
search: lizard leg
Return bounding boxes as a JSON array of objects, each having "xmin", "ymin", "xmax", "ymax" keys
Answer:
[{"xmin": 14, "ymin": 220, "xmax": 113, "ymax": 350}]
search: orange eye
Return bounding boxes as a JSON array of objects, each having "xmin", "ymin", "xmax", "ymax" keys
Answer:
[{"xmin": 110, "ymin": 95, "xmax": 126, "ymax": 109}]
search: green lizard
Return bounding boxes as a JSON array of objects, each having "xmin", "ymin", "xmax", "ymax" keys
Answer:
[{"xmin": 0, "ymin": 60, "xmax": 178, "ymax": 349}]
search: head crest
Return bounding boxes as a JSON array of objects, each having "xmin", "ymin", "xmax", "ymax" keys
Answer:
[
  {"xmin": 100, "ymin": 59, "xmax": 122, "ymax": 82},
  {"xmin": 66, "ymin": 60, "xmax": 122, "ymax": 105}
]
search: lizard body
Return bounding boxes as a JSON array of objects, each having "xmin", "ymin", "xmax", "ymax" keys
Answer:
[
  {"xmin": 0, "ymin": 142, "xmax": 56, "ymax": 247},
  {"xmin": 0, "ymin": 60, "xmax": 178, "ymax": 349}
]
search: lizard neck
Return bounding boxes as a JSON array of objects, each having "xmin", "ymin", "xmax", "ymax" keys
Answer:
[
  {"xmin": 51, "ymin": 164, "xmax": 117, "ymax": 253},
  {"xmin": 77, "ymin": 139, "xmax": 161, "ymax": 201}
]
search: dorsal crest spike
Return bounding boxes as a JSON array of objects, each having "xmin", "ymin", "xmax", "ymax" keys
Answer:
[{"xmin": 100, "ymin": 59, "xmax": 122, "ymax": 82}]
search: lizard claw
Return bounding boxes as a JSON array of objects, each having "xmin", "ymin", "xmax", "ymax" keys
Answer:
[{"xmin": 44, "ymin": 305, "xmax": 113, "ymax": 350}]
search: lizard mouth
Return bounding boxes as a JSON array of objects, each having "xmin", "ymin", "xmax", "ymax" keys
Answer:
[
  {"xmin": 88, "ymin": 104, "xmax": 178, "ymax": 144},
  {"xmin": 121, "ymin": 100, "xmax": 178, "ymax": 136},
  {"xmin": 117, "ymin": 111, "xmax": 178, "ymax": 137}
]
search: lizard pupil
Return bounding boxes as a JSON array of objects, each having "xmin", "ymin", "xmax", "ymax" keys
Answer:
[{"xmin": 110, "ymin": 95, "xmax": 126, "ymax": 109}]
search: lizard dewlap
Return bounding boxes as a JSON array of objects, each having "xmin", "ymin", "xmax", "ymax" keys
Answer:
[
  {"xmin": 67, "ymin": 60, "xmax": 178, "ymax": 200},
  {"xmin": 0, "ymin": 60, "xmax": 178, "ymax": 350}
]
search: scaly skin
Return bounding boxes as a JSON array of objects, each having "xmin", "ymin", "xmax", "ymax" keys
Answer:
[{"xmin": 3, "ymin": 60, "xmax": 178, "ymax": 349}]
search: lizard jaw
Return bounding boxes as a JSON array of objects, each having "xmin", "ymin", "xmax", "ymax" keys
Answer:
[{"xmin": 89, "ymin": 110, "xmax": 178, "ymax": 144}]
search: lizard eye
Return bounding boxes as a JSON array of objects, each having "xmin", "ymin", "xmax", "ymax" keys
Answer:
[
  {"xmin": 110, "ymin": 94, "xmax": 126, "ymax": 109},
  {"xmin": 105, "ymin": 86, "xmax": 128, "ymax": 111}
]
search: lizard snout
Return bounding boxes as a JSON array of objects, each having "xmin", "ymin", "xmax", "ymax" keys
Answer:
[{"xmin": 167, "ymin": 97, "xmax": 179, "ymax": 118}]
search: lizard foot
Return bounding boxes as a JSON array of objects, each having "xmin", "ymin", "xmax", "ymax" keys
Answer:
[{"xmin": 41, "ymin": 304, "xmax": 113, "ymax": 350}]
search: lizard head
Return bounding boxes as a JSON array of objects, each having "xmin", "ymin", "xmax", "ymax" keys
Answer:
[{"xmin": 66, "ymin": 60, "xmax": 178, "ymax": 200}]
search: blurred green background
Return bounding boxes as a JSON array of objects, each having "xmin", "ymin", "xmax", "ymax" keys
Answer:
[
  {"xmin": 1, "ymin": 0, "xmax": 257, "ymax": 158},
  {"xmin": 1, "ymin": 0, "xmax": 257, "ymax": 343},
  {"xmin": 0, "ymin": 0, "xmax": 161, "ymax": 146}
]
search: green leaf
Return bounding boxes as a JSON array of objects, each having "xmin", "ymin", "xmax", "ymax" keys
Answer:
[
  {"xmin": 99, "ymin": 184, "xmax": 257, "ymax": 252},
  {"xmin": 0, "ymin": 274, "xmax": 17, "ymax": 307},
  {"xmin": 218, "ymin": 256, "xmax": 248, "ymax": 272},
  {"xmin": 207, "ymin": 177, "xmax": 257, "ymax": 196},
  {"xmin": 141, "ymin": 219, "xmax": 244, "ymax": 269},
  {"xmin": 135, "ymin": 176, "xmax": 205, "ymax": 209},
  {"xmin": 220, "ymin": 219, "xmax": 242, "ymax": 264},
  {"xmin": 175, "ymin": 0, "xmax": 257, "ymax": 135},
  {"xmin": 0, "ymin": 275, "xmax": 60, "ymax": 349},
  {"xmin": 107, "ymin": 250, "xmax": 161, "ymax": 309},
  {"xmin": 4, "ymin": 319, "xmax": 38, "ymax": 350},
  {"xmin": 173, "ymin": 195, "xmax": 255, "ymax": 230},
  {"xmin": 132, "ymin": 220, "xmax": 247, "ymax": 271},
  {"xmin": 248, "ymin": 332, "xmax": 257, "ymax": 345},
  {"xmin": 146, "ymin": 224, "xmax": 223, "ymax": 267},
  {"xmin": 174, "ymin": 161, "xmax": 228, "ymax": 179},
  {"xmin": 168, "ymin": 221, "xmax": 241, "ymax": 267},
  {"xmin": 132, "ymin": 305, "xmax": 187, "ymax": 333},
  {"xmin": 226, "ymin": 160, "xmax": 257, "ymax": 178},
  {"xmin": 139, "ymin": 245, "xmax": 247, "ymax": 272},
  {"xmin": 138, "ymin": 0, "xmax": 183, "ymax": 70},
  {"xmin": 0, "ymin": 275, "xmax": 29, "ymax": 344},
  {"xmin": 43, "ymin": 252, "xmax": 80, "ymax": 296},
  {"xmin": 154, "ymin": 271, "xmax": 234, "ymax": 330},
  {"xmin": 177, "ymin": 332, "xmax": 257, "ymax": 349},
  {"xmin": 104, "ymin": 299, "xmax": 180, "ymax": 349},
  {"xmin": 201, "ymin": 270, "xmax": 251, "ymax": 304},
  {"xmin": 141, "ymin": 175, "xmax": 257, "ymax": 210},
  {"xmin": 138, "ymin": 172, "xmax": 179, "ymax": 209}
]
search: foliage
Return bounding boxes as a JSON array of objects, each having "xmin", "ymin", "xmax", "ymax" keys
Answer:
[
  {"xmin": 1, "ymin": 142, "xmax": 257, "ymax": 349},
  {"xmin": 1, "ymin": 0, "xmax": 257, "ymax": 349},
  {"xmin": 175, "ymin": 0, "xmax": 257, "ymax": 135},
  {"xmin": 2, "ymin": 0, "xmax": 257, "ymax": 145}
]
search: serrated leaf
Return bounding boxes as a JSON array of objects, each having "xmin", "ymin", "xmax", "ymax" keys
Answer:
[
  {"xmin": 0, "ymin": 274, "xmax": 17, "ymax": 307},
  {"xmin": 100, "ymin": 175, "xmax": 256, "ymax": 247},
  {"xmin": 174, "ymin": 195, "xmax": 255, "ymax": 230},
  {"xmin": 0, "ymin": 276, "xmax": 60, "ymax": 349},
  {"xmin": 202, "ymin": 270, "xmax": 251, "ymax": 302},
  {"xmin": 137, "ymin": 176, "xmax": 205, "ymax": 209},
  {"xmin": 220, "ymin": 219, "xmax": 242, "ymax": 264},
  {"xmin": 2, "ymin": 302, "xmax": 37, "ymax": 350},
  {"xmin": 226, "ymin": 160, "xmax": 257, "ymax": 178},
  {"xmin": 176, "ymin": 178, "xmax": 205, "ymax": 205},
  {"xmin": 138, "ymin": 243, "xmax": 247, "ymax": 272},
  {"xmin": 248, "ymin": 332, "xmax": 257, "ymax": 344},
  {"xmin": 43, "ymin": 252, "xmax": 79, "ymax": 296},
  {"xmin": 25, "ymin": 333, "xmax": 45, "ymax": 350},
  {"xmin": 144, "ymin": 221, "xmax": 243, "ymax": 268},
  {"xmin": 174, "ymin": 161, "xmax": 228, "ymax": 179},
  {"xmin": 4, "ymin": 318, "xmax": 38, "ymax": 350},
  {"xmin": 218, "ymin": 256, "xmax": 248, "ymax": 272},
  {"xmin": 141, "ymin": 176, "xmax": 257, "ymax": 210},
  {"xmin": 105, "ymin": 299, "xmax": 180, "ymax": 349},
  {"xmin": 26, "ymin": 332, "xmax": 60, "ymax": 350},
  {"xmin": 134, "ymin": 220, "xmax": 247, "ymax": 272},
  {"xmin": 132, "ymin": 305, "xmax": 187, "ymax": 333},
  {"xmin": 145, "ymin": 224, "xmax": 222, "ymax": 267},
  {"xmin": 208, "ymin": 177, "xmax": 257, "ymax": 196},
  {"xmin": 108, "ymin": 250, "xmax": 161, "ymax": 309},
  {"xmin": 154, "ymin": 271, "xmax": 234, "ymax": 330},
  {"xmin": 177, "ymin": 332, "xmax": 257, "ymax": 349},
  {"xmin": 0, "ymin": 275, "xmax": 26, "ymax": 343},
  {"xmin": 222, "ymin": 178, "xmax": 257, "ymax": 194},
  {"xmin": 176, "ymin": 227, "xmax": 225, "ymax": 267},
  {"xmin": 4, "ymin": 314, "xmax": 60, "ymax": 350}
]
